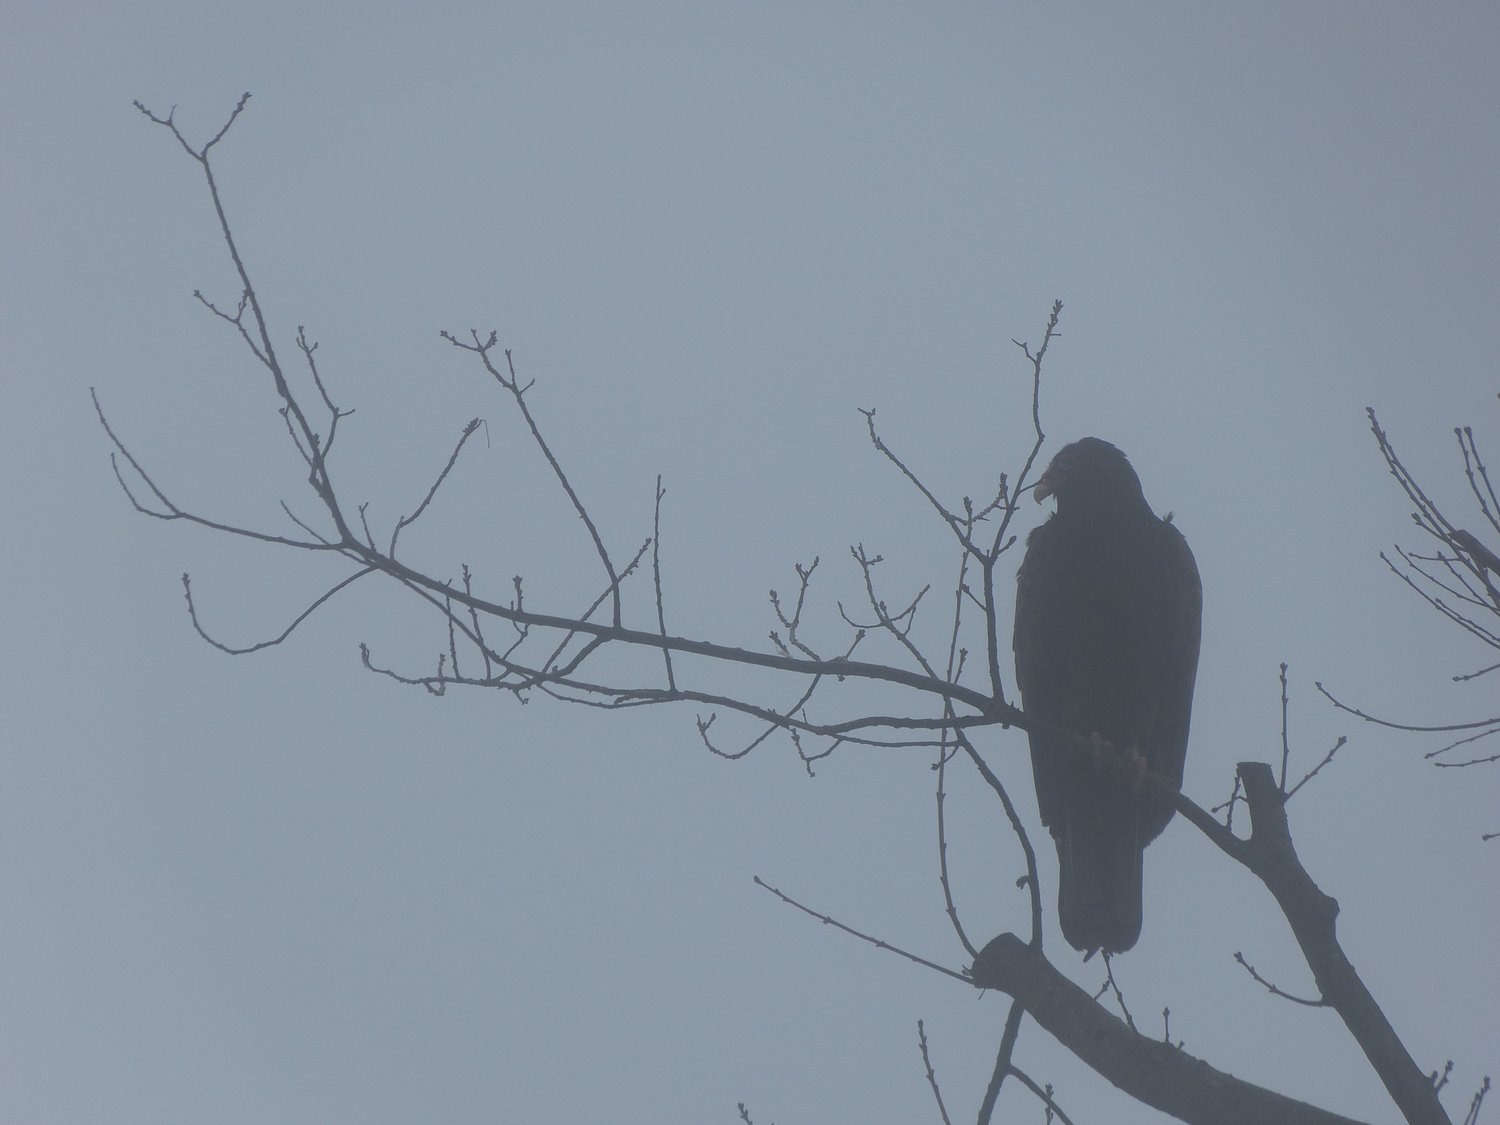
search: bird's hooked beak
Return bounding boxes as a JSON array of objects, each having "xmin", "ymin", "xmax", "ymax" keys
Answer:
[{"xmin": 1032, "ymin": 471, "xmax": 1057, "ymax": 503}]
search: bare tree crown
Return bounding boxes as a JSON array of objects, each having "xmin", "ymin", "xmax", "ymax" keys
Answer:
[{"xmin": 103, "ymin": 95, "xmax": 1486, "ymax": 1125}]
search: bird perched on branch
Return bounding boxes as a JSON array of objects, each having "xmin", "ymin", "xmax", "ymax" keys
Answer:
[{"xmin": 1013, "ymin": 438, "xmax": 1201, "ymax": 955}]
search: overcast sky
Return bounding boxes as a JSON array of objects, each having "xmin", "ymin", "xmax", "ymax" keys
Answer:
[{"xmin": 3, "ymin": 4, "xmax": 1497, "ymax": 1123}]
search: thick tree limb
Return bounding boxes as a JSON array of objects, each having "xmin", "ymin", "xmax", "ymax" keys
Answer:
[
  {"xmin": 1233, "ymin": 763, "xmax": 1449, "ymax": 1125},
  {"xmin": 970, "ymin": 933, "xmax": 1368, "ymax": 1125}
]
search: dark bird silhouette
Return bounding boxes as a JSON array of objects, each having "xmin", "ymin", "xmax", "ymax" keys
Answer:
[{"xmin": 1013, "ymin": 438, "xmax": 1201, "ymax": 955}]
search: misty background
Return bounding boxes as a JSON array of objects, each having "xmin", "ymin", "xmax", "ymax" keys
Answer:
[{"xmin": 3, "ymin": 4, "xmax": 1496, "ymax": 1122}]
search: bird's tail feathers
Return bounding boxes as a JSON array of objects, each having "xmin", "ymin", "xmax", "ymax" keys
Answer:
[{"xmin": 1055, "ymin": 813, "xmax": 1144, "ymax": 955}]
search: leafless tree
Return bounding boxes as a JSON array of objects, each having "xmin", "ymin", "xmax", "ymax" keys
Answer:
[
  {"xmin": 99, "ymin": 94, "xmax": 1488, "ymax": 1125},
  {"xmin": 1318, "ymin": 411, "xmax": 1500, "ymax": 841}
]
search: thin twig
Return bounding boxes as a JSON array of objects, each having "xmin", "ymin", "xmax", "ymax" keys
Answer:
[
  {"xmin": 1316, "ymin": 682, "xmax": 1500, "ymax": 733},
  {"xmin": 651, "ymin": 476, "xmax": 676, "ymax": 691},
  {"xmin": 389, "ymin": 418, "xmax": 484, "ymax": 556},
  {"xmin": 916, "ymin": 1021, "xmax": 953, "ymax": 1125},
  {"xmin": 1278, "ymin": 663, "xmax": 1292, "ymax": 791},
  {"xmin": 1234, "ymin": 951, "xmax": 1327, "ymax": 1007},
  {"xmin": 1007, "ymin": 1067, "xmax": 1075, "ymax": 1125},
  {"xmin": 751, "ymin": 877, "xmax": 969, "ymax": 984},
  {"xmin": 182, "ymin": 568, "xmax": 375, "ymax": 654}
]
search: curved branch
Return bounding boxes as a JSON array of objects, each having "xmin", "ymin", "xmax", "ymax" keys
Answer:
[
  {"xmin": 1315, "ymin": 682, "xmax": 1500, "ymax": 733},
  {"xmin": 183, "ymin": 567, "xmax": 375, "ymax": 655},
  {"xmin": 970, "ymin": 932, "xmax": 1369, "ymax": 1125}
]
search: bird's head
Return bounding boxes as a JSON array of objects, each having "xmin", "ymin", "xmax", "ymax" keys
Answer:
[{"xmin": 1033, "ymin": 437, "xmax": 1147, "ymax": 511}]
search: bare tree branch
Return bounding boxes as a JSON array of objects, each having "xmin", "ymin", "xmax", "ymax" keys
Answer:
[
  {"xmin": 916, "ymin": 1020, "xmax": 954, "ymax": 1125},
  {"xmin": 971, "ymin": 931, "xmax": 1369, "ymax": 1125},
  {"xmin": 752, "ymin": 876, "xmax": 969, "ymax": 984},
  {"xmin": 1351, "ymin": 410, "xmax": 1500, "ymax": 812},
  {"xmin": 1234, "ymin": 764, "xmax": 1447, "ymax": 1125}
]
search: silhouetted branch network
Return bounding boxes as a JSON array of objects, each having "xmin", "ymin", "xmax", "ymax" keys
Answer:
[
  {"xmin": 1318, "ymin": 407, "xmax": 1500, "ymax": 840},
  {"xmin": 106, "ymin": 95, "xmax": 1485, "ymax": 1125}
]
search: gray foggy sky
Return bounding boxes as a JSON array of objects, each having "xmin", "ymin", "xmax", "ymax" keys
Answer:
[{"xmin": 3, "ymin": 4, "xmax": 1497, "ymax": 1123}]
